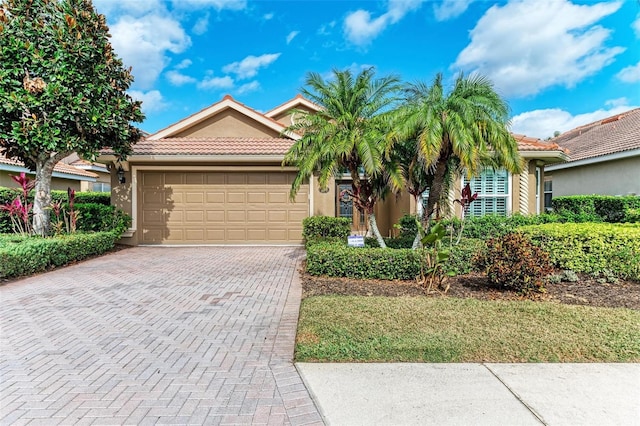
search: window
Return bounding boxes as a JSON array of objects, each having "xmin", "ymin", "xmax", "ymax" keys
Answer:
[
  {"xmin": 462, "ymin": 169, "xmax": 510, "ymax": 217},
  {"xmin": 89, "ymin": 182, "xmax": 111, "ymax": 192},
  {"xmin": 336, "ymin": 182, "xmax": 366, "ymax": 231},
  {"xmin": 544, "ymin": 180, "xmax": 553, "ymax": 211}
]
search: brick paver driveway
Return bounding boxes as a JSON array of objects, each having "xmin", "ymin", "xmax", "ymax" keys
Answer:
[{"xmin": 0, "ymin": 247, "xmax": 322, "ymax": 425}]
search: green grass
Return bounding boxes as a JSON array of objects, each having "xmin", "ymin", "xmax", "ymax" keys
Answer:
[{"xmin": 296, "ymin": 296, "xmax": 640, "ymax": 363}]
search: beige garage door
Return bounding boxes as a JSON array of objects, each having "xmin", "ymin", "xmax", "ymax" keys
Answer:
[{"xmin": 140, "ymin": 171, "xmax": 308, "ymax": 244}]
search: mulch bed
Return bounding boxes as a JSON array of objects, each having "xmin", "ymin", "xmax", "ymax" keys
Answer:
[{"xmin": 301, "ymin": 270, "xmax": 640, "ymax": 310}]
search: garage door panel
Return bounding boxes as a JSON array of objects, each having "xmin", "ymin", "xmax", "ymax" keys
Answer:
[
  {"xmin": 227, "ymin": 192, "xmax": 245, "ymax": 203},
  {"xmin": 207, "ymin": 210, "xmax": 225, "ymax": 222},
  {"xmin": 247, "ymin": 210, "xmax": 266, "ymax": 222},
  {"xmin": 164, "ymin": 173, "xmax": 184, "ymax": 185},
  {"xmin": 185, "ymin": 192, "xmax": 204, "ymax": 203},
  {"xmin": 141, "ymin": 171, "xmax": 308, "ymax": 244},
  {"xmin": 227, "ymin": 210, "xmax": 246, "ymax": 222},
  {"xmin": 247, "ymin": 192, "xmax": 266, "ymax": 203}
]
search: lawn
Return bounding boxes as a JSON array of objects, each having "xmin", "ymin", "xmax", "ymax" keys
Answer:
[{"xmin": 296, "ymin": 296, "xmax": 640, "ymax": 363}]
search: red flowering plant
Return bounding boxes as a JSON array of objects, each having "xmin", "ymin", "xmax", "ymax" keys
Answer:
[
  {"xmin": 452, "ymin": 183, "xmax": 478, "ymax": 244},
  {"xmin": 0, "ymin": 172, "xmax": 35, "ymax": 235}
]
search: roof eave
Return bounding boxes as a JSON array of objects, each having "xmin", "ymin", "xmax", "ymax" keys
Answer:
[
  {"xmin": 546, "ymin": 148, "xmax": 640, "ymax": 171},
  {"xmin": 519, "ymin": 150, "xmax": 570, "ymax": 164}
]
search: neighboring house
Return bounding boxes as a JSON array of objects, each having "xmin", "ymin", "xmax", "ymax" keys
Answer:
[
  {"xmin": 99, "ymin": 95, "xmax": 568, "ymax": 246},
  {"xmin": 0, "ymin": 153, "xmax": 98, "ymax": 191},
  {"xmin": 545, "ymin": 108, "xmax": 640, "ymax": 205},
  {"xmin": 60, "ymin": 153, "xmax": 111, "ymax": 192}
]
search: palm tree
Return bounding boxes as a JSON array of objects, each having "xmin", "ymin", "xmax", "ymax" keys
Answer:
[
  {"xmin": 283, "ymin": 67, "xmax": 403, "ymax": 248},
  {"xmin": 394, "ymin": 72, "xmax": 523, "ymax": 230}
]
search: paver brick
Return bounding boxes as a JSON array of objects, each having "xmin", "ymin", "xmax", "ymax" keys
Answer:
[{"xmin": 0, "ymin": 247, "xmax": 322, "ymax": 424}]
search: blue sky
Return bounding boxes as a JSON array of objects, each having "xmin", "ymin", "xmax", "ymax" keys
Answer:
[{"xmin": 94, "ymin": 0, "xmax": 640, "ymax": 139}]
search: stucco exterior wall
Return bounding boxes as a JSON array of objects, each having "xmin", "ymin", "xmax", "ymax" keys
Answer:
[
  {"xmin": 174, "ymin": 109, "xmax": 281, "ymax": 138},
  {"xmin": 271, "ymin": 105, "xmax": 318, "ymax": 127},
  {"xmin": 311, "ymin": 175, "xmax": 336, "ymax": 217},
  {"xmin": 547, "ymin": 156, "xmax": 640, "ymax": 197}
]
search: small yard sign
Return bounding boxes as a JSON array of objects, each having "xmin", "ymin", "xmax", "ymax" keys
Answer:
[{"xmin": 347, "ymin": 235, "xmax": 365, "ymax": 247}]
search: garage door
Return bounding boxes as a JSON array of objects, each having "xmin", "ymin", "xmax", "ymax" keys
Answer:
[{"xmin": 140, "ymin": 171, "xmax": 308, "ymax": 244}]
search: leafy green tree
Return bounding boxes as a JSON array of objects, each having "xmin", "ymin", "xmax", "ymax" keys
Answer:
[
  {"xmin": 283, "ymin": 67, "xmax": 403, "ymax": 248},
  {"xmin": 0, "ymin": 0, "xmax": 144, "ymax": 235},
  {"xmin": 394, "ymin": 73, "xmax": 522, "ymax": 230}
]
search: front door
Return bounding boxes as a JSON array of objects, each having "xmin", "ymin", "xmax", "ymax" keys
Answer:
[{"xmin": 336, "ymin": 182, "xmax": 367, "ymax": 233}]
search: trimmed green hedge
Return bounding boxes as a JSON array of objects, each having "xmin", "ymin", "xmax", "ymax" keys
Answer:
[
  {"xmin": 552, "ymin": 195, "xmax": 640, "ymax": 223},
  {"xmin": 0, "ymin": 231, "xmax": 119, "ymax": 279},
  {"xmin": 73, "ymin": 203, "xmax": 131, "ymax": 234},
  {"xmin": 306, "ymin": 241, "xmax": 424, "ymax": 280},
  {"xmin": 306, "ymin": 238, "xmax": 485, "ymax": 280},
  {"xmin": 302, "ymin": 216, "xmax": 351, "ymax": 241},
  {"xmin": 520, "ymin": 223, "xmax": 640, "ymax": 280}
]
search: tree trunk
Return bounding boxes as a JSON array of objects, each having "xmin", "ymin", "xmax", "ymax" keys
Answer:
[
  {"xmin": 32, "ymin": 159, "xmax": 56, "ymax": 236},
  {"xmin": 422, "ymin": 158, "xmax": 448, "ymax": 231},
  {"xmin": 412, "ymin": 194, "xmax": 422, "ymax": 250},
  {"xmin": 368, "ymin": 213, "xmax": 387, "ymax": 248}
]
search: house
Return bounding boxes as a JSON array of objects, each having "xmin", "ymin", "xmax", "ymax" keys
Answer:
[
  {"xmin": 99, "ymin": 95, "xmax": 568, "ymax": 245},
  {"xmin": 0, "ymin": 153, "xmax": 98, "ymax": 191},
  {"xmin": 545, "ymin": 108, "xmax": 640, "ymax": 205},
  {"xmin": 60, "ymin": 154, "xmax": 111, "ymax": 192}
]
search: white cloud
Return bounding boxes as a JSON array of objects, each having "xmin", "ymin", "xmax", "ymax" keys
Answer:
[
  {"xmin": 617, "ymin": 61, "xmax": 640, "ymax": 83},
  {"xmin": 263, "ymin": 12, "xmax": 274, "ymax": 20},
  {"xmin": 633, "ymin": 14, "xmax": 640, "ymax": 38},
  {"xmin": 166, "ymin": 70, "xmax": 197, "ymax": 86},
  {"xmin": 453, "ymin": 0, "xmax": 624, "ymax": 97},
  {"xmin": 171, "ymin": 0, "xmax": 246, "ymax": 10},
  {"xmin": 343, "ymin": 0, "xmax": 422, "ymax": 46},
  {"xmin": 236, "ymin": 81, "xmax": 260, "ymax": 94},
  {"xmin": 511, "ymin": 102, "xmax": 640, "ymax": 139},
  {"xmin": 286, "ymin": 31, "xmax": 300, "ymax": 44},
  {"xmin": 192, "ymin": 13, "xmax": 209, "ymax": 35},
  {"xmin": 434, "ymin": 0, "xmax": 475, "ymax": 21},
  {"xmin": 197, "ymin": 75, "xmax": 234, "ymax": 90},
  {"xmin": 222, "ymin": 53, "xmax": 281, "ymax": 80},
  {"xmin": 129, "ymin": 90, "xmax": 168, "ymax": 114},
  {"xmin": 605, "ymin": 97, "xmax": 629, "ymax": 107},
  {"xmin": 318, "ymin": 21, "xmax": 336, "ymax": 36},
  {"xmin": 174, "ymin": 59, "xmax": 193, "ymax": 70},
  {"xmin": 110, "ymin": 14, "xmax": 191, "ymax": 90}
]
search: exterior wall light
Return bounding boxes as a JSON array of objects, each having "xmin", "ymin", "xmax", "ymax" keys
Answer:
[{"xmin": 117, "ymin": 165, "xmax": 126, "ymax": 184}]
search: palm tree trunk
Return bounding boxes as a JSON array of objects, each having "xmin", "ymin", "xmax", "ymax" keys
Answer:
[
  {"xmin": 368, "ymin": 213, "xmax": 387, "ymax": 248},
  {"xmin": 423, "ymin": 158, "xmax": 448, "ymax": 231}
]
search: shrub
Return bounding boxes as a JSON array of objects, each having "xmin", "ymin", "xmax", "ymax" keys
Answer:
[
  {"xmin": 74, "ymin": 203, "xmax": 131, "ymax": 234},
  {"xmin": 0, "ymin": 231, "xmax": 119, "ymax": 279},
  {"xmin": 302, "ymin": 216, "xmax": 351, "ymax": 241},
  {"xmin": 552, "ymin": 195, "xmax": 640, "ymax": 223},
  {"xmin": 448, "ymin": 238, "xmax": 485, "ymax": 275},
  {"xmin": 475, "ymin": 232, "xmax": 553, "ymax": 294},
  {"xmin": 51, "ymin": 190, "xmax": 110, "ymax": 205},
  {"xmin": 520, "ymin": 223, "xmax": 640, "ymax": 280},
  {"xmin": 395, "ymin": 214, "xmax": 418, "ymax": 238},
  {"xmin": 365, "ymin": 236, "xmax": 415, "ymax": 249},
  {"xmin": 306, "ymin": 240, "xmax": 423, "ymax": 280}
]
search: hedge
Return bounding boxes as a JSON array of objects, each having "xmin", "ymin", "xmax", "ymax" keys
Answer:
[
  {"xmin": 1, "ymin": 187, "xmax": 111, "ymax": 233},
  {"xmin": 552, "ymin": 195, "xmax": 640, "ymax": 223},
  {"xmin": 305, "ymin": 238, "xmax": 485, "ymax": 280},
  {"xmin": 302, "ymin": 216, "xmax": 351, "ymax": 241},
  {"xmin": 519, "ymin": 223, "xmax": 640, "ymax": 280},
  {"xmin": 306, "ymin": 240, "xmax": 424, "ymax": 280},
  {"xmin": 0, "ymin": 231, "xmax": 120, "ymax": 279},
  {"xmin": 73, "ymin": 203, "xmax": 131, "ymax": 234}
]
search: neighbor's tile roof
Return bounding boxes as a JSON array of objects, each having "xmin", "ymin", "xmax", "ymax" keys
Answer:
[
  {"xmin": 0, "ymin": 154, "xmax": 98, "ymax": 178},
  {"xmin": 128, "ymin": 137, "xmax": 296, "ymax": 156},
  {"xmin": 551, "ymin": 108, "xmax": 640, "ymax": 162},
  {"xmin": 512, "ymin": 134, "xmax": 567, "ymax": 152}
]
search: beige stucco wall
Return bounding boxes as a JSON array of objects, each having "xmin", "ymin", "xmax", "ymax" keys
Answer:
[
  {"xmin": 375, "ymin": 192, "xmax": 413, "ymax": 237},
  {"xmin": 311, "ymin": 175, "xmax": 336, "ymax": 216},
  {"xmin": 546, "ymin": 156, "xmax": 640, "ymax": 197},
  {"xmin": 174, "ymin": 109, "xmax": 281, "ymax": 138}
]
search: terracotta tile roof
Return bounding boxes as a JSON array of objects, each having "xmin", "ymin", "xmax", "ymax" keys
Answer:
[
  {"xmin": 0, "ymin": 154, "xmax": 98, "ymax": 178},
  {"xmin": 511, "ymin": 134, "xmax": 567, "ymax": 152},
  {"xmin": 127, "ymin": 137, "xmax": 296, "ymax": 156},
  {"xmin": 551, "ymin": 108, "xmax": 640, "ymax": 162}
]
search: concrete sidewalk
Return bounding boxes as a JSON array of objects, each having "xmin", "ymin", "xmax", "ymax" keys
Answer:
[{"xmin": 297, "ymin": 363, "xmax": 640, "ymax": 426}]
